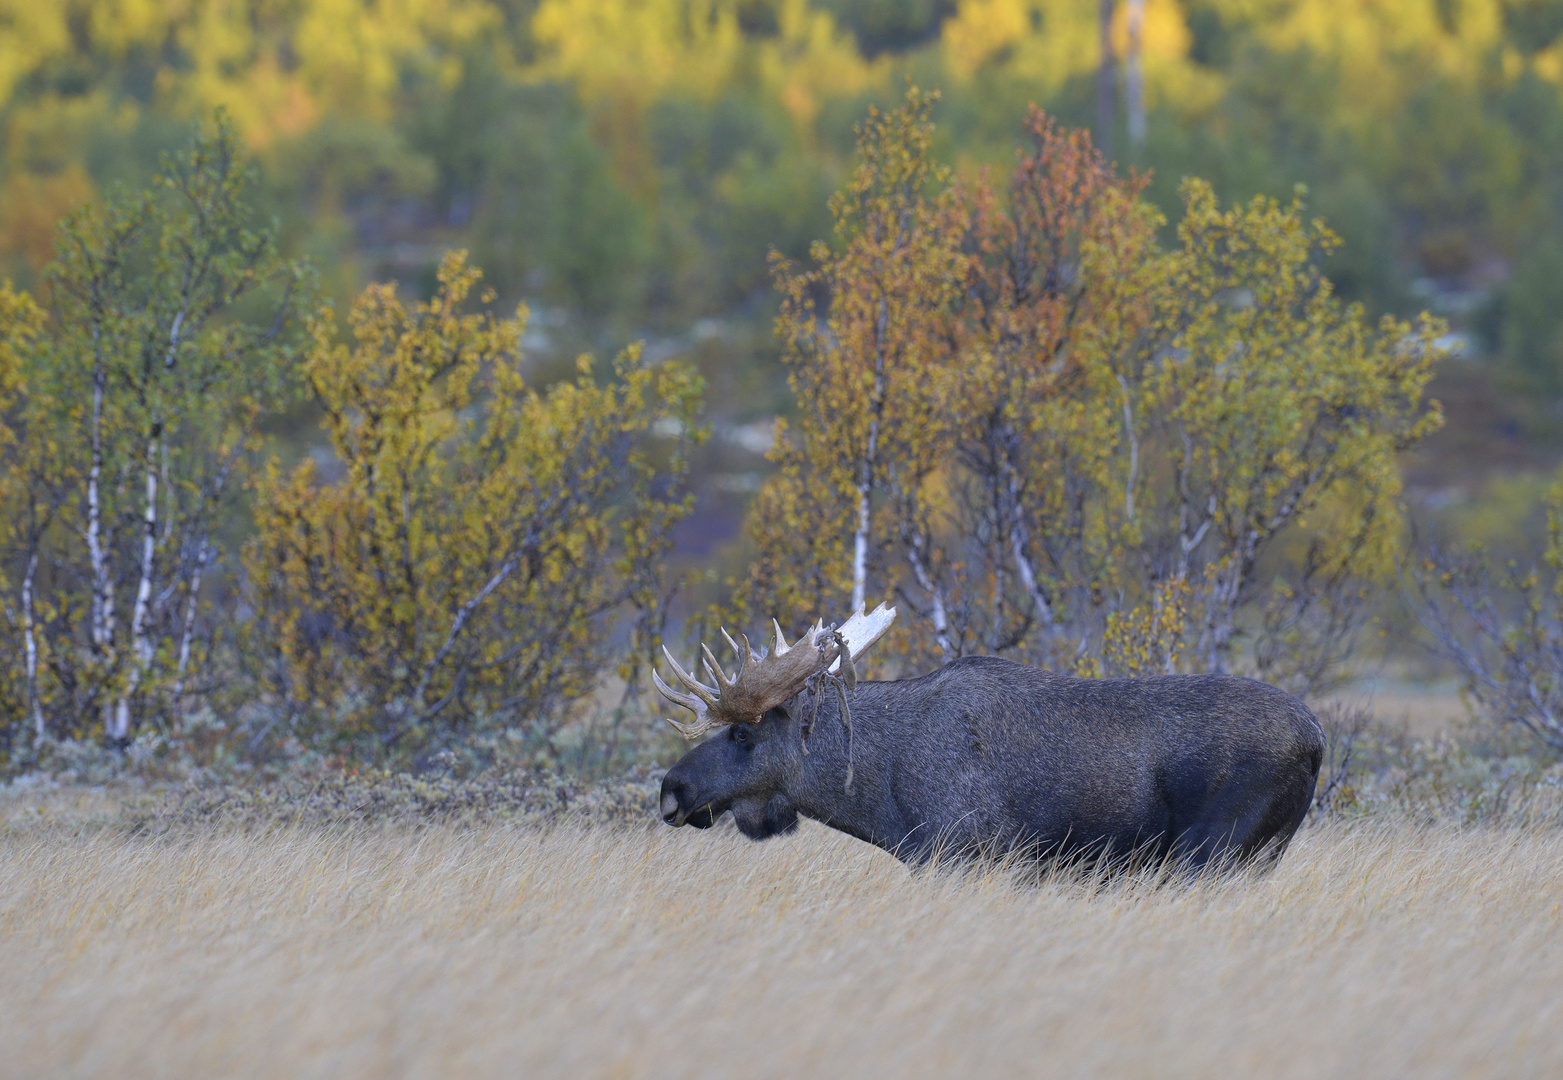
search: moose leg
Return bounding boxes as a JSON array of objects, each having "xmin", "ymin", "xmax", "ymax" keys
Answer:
[{"xmin": 1171, "ymin": 761, "xmax": 1317, "ymax": 870}]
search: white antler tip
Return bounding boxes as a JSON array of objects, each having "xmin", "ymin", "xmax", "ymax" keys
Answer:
[{"xmin": 829, "ymin": 602, "xmax": 897, "ymax": 672}]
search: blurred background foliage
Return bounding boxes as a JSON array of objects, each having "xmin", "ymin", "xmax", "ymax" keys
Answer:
[
  {"xmin": 6, "ymin": 3, "xmax": 1563, "ymax": 355},
  {"xmin": 5, "ymin": 3, "xmax": 1563, "ymax": 494}
]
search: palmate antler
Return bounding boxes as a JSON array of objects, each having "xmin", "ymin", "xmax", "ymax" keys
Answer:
[{"xmin": 654, "ymin": 604, "xmax": 896, "ymax": 738}]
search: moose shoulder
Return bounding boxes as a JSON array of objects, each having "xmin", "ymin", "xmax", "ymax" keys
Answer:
[{"xmin": 657, "ymin": 607, "xmax": 1325, "ymax": 868}]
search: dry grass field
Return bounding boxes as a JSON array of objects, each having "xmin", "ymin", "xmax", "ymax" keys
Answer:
[{"xmin": 3, "ymin": 814, "xmax": 1562, "ymax": 1079}]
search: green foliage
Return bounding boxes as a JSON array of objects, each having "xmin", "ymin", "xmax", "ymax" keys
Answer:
[
  {"xmin": 646, "ymin": 93, "xmax": 834, "ymax": 306},
  {"xmin": 246, "ymin": 252, "xmax": 704, "ymax": 765},
  {"xmin": 413, "ymin": 72, "xmax": 653, "ymax": 315}
]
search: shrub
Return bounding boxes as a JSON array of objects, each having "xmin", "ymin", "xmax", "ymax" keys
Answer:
[{"xmin": 245, "ymin": 251, "xmax": 703, "ymax": 766}]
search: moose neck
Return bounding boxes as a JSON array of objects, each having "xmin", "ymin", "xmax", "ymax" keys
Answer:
[{"xmin": 784, "ymin": 684, "xmax": 914, "ymax": 856}]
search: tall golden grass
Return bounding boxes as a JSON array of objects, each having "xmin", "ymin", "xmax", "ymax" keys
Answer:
[{"xmin": 2, "ymin": 816, "xmax": 1560, "ymax": 1078}]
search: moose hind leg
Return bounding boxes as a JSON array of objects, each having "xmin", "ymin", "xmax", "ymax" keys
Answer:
[{"xmin": 1173, "ymin": 766, "xmax": 1315, "ymax": 871}]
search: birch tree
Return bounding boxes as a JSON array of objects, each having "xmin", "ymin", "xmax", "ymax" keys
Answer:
[
  {"xmin": 35, "ymin": 113, "xmax": 307, "ymax": 743},
  {"xmin": 0, "ymin": 284, "xmax": 46, "ymax": 745},
  {"xmin": 1417, "ymin": 473, "xmax": 1563, "ymax": 751},
  {"xmin": 1134, "ymin": 180, "xmax": 1444, "ymax": 681},
  {"xmin": 743, "ymin": 88, "xmax": 967, "ymax": 649},
  {"xmin": 944, "ymin": 108, "xmax": 1161, "ymax": 663}
]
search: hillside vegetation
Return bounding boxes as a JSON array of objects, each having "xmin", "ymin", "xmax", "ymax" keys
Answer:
[
  {"xmin": 5, "ymin": 1, "xmax": 1563, "ymax": 377},
  {"xmin": 3, "ymin": 87, "xmax": 1563, "ymax": 773},
  {"xmin": 4, "ymin": 4, "xmax": 1563, "ymax": 788}
]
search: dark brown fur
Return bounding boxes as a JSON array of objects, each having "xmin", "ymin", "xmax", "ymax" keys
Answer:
[{"xmin": 660, "ymin": 656, "xmax": 1324, "ymax": 868}]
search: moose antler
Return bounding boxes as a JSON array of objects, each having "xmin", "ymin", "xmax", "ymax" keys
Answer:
[{"xmin": 654, "ymin": 604, "xmax": 896, "ymax": 738}]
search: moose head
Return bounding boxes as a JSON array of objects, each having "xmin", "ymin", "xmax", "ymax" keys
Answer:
[{"xmin": 655, "ymin": 604, "xmax": 895, "ymax": 839}]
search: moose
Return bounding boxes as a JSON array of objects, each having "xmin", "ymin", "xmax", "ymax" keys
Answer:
[{"xmin": 656, "ymin": 605, "xmax": 1324, "ymax": 868}]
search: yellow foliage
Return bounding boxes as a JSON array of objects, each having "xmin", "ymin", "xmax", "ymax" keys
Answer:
[
  {"xmin": 0, "ymin": 284, "xmax": 49, "ymax": 726},
  {"xmin": 942, "ymin": 0, "xmax": 1101, "ymax": 89},
  {"xmin": 1076, "ymin": 577, "xmax": 1192, "ymax": 678},
  {"xmin": 0, "ymin": 282, "xmax": 42, "ymax": 401},
  {"xmin": 532, "ymin": 0, "xmax": 748, "ymax": 107},
  {"xmin": 1143, "ymin": 178, "xmax": 1444, "ymax": 667},
  {"xmin": 940, "ymin": 0, "xmax": 1543, "ymax": 128},
  {"xmin": 944, "ymin": 0, "xmax": 1208, "ymax": 117},
  {"xmin": 531, "ymin": 0, "xmax": 872, "ymax": 138},
  {"xmin": 0, "ymin": 280, "xmax": 42, "ymax": 568},
  {"xmin": 0, "ymin": 0, "xmax": 499, "ymax": 148},
  {"xmin": 0, "ymin": 2, "xmax": 70, "ymax": 106},
  {"xmin": 0, "ymin": 0, "xmax": 1549, "ymax": 160},
  {"xmin": 247, "ymin": 251, "xmax": 703, "ymax": 756}
]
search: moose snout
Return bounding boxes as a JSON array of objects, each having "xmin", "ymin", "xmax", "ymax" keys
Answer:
[
  {"xmin": 660, "ymin": 767, "xmax": 720, "ymax": 828},
  {"xmin": 660, "ymin": 774, "xmax": 695, "ymax": 826}
]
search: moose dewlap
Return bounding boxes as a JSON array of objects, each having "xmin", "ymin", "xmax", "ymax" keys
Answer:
[{"xmin": 657, "ymin": 605, "xmax": 1325, "ymax": 868}]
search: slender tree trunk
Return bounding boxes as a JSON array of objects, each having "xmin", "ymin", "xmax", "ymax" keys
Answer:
[
  {"xmin": 1004, "ymin": 467, "xmax": 1054, "ymax": 628},
  {"xmin": 1097, "ymin": 0, "xmax": 1117, "ymax": 160},
  {"xmin": 87, "ymin": 335, "xmax": 120, "ymax": 738},
  {"xmin": 116, "ymin": 427, "xmax": 161, "ymax": 739},
  {"xmin": 854, "ymin": 297, "xmax": 889, "ymax": 610},
  {"xmin": 1175, "ymin": 423, "xmax": 1212, "ymax": 580},
  {"xmin": 22, "ymin": 551, "xmax": 44, "ymax": 742},
  {"xmin": 852, "ymin": 474, "xmax": 874, "ymax": 610},
  {"xmin": 1116, "ymin": 373, "xmax": 1139, "ymax": 524},
  {"xmin": 170, "ymin": 533, "xmax": 209, "ymax": 709},
  {"xmin": 903, "ymin": 525, "xmax": 953, "ymax": 661},
  {"xmin": 1125, "ymin": 0, "xmax": 1145, "ymax": 150}
]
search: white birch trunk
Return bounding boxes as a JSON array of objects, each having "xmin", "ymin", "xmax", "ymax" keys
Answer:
[
  {"xmin": 115, "ymin": 431, "xmax": 160, "ymax": 740},
  {"xmin": 852, "ymin": 481, "xmax": 873, "ymax": 611},
  {"xmin": 22, "ymin": 551, "xmax": 43, "ymax": 741},
  {"xmin": 87, "ymin": 338, "xmax": 120, "ymax": 738},
  {"xmin": 1005, "ymin": 470, "xmax": 1054, "ymax": 627},
  {"xmin": 170, "ymin": 534, "xmax": 209, "ymax": 708},
  {"xmin": 854, "ymin": 298, "xmax": 889, "ymax": 610},
  {"xmin": 905, "ymin": 533, "xmax": 953, "ymax": 661},
  {"xmin": 1010, "ymin": 529, "xmax": 1054, "ymax": 628}
]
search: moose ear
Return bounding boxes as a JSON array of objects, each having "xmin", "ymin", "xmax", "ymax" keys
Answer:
[{"xmin": 829, "ymin": 603, "xmax": 896, "ymax": 673}]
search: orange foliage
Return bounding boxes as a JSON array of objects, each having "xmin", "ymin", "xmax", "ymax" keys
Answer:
[
  {"xmin": 738, "ymin": 89, "xmax": 1442, "ymax": 689},
  {"xmin": 0, "ymin": 166, "xmax": 95, "ymax": 276}
]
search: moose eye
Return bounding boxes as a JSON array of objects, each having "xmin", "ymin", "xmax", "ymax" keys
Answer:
[{"xmin": 733, "ymin": 727, "xmax": 749, "ymax": 745}]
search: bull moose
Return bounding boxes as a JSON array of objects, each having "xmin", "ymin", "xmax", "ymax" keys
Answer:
[{"xmin": 656, "ymin": 605, "xmax": 1324, "ymax": 868}]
